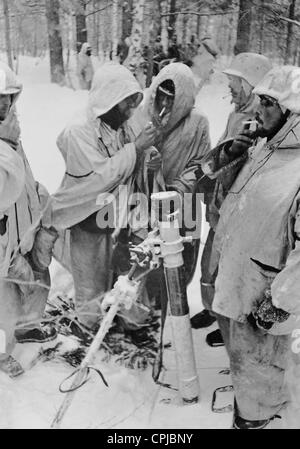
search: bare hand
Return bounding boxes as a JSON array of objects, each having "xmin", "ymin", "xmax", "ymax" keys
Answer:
[
  {"xmin": 146, "ymin": 151, "xmax": 162, "ymax": 172},
  {"xmin": 229, "ymin": 129, "xmax": 256, "ymax": 156},
  {"xmin": 135, "ymin": 123, "xmax": 158, "ymax": 152}
]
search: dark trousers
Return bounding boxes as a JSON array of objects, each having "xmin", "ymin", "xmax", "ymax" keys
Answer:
[{"xmin": 200, "ymin": 227, "xmax": 218, "ymax": 311}]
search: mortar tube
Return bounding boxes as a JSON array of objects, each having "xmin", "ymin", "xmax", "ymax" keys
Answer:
[{"xmin": 151, "ymin": 191, "xmax": 200, "ymax": 404}]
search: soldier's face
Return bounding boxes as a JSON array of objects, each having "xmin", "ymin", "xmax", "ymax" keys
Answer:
[
  {"xmin": 156, "ymin": 91, "xmax": 174, "ymax": 116},
  {"xmin": 0, "ymin": 94, "xmax": 12, "ymax": 122},
  {"xmin": 118, "ymin": 93, "xmax": 140, "ymax": 122},
  {"xmin": 256, "ymin": 95, "xmax": 285, "ymax": 138}
]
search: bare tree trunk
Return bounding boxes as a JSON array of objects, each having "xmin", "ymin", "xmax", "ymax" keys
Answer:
[
  {"xmin": 2, "ymin": 0, "xmax": 13, "ymax": 69},
  {"xmin": 95, "ymin": 4, "xmax": 100, "ymax": 56},
  {"xmin": 258, "ymin": 0, "xmax": 264, "ymax": 54},
  {"xmin": 160, "ymin": 0, "xmax": 168, "ymax": 53},
  {"xmin": 129, "ymin": 0, "xmax": 145, "ymax": 63},
  {"xmin": 235, "ymin": 0, "xmax": 252, "ymax": 54},
  {"xmin": 182, "ymin": 13, "xmax": 188, "ymax": 47},
  {"xmin": 45, "ymin": 0, "xmax": 65, "ymax": 84},
  {"xmin": 146, "ymin": 0, "xmax": 160, "ymax": 87},
  {"xmin": 285, "ymin": 0, "xmax": 296, "ymax": 64},
  {"xmin": 122, "ymin": 0, "xmax": 133, "ymax": 39},
  {"xmin": 76, "ymin": 0, "xmax": 88, "ymax": 53},
  {"xmin": 146, "ymin": 21, "xmax": 155, "ymax": 87},
  {"xmin": 111, "ymin": 0, "xmax": 119, "ymax": 60},
  {"xmin": 127, "ymin": 0, "xmax": 145, "ymax": 86},
  {"xmin": 168, "ymin": 0, "xmax": 176, "ymax": 39},
  {"xmin": 92, "ymin": 0, "xmax": 99, "ymax": 55},
  {"xmin": 197, "ymin": 12, "xmax": 201, "ymax": 39}
]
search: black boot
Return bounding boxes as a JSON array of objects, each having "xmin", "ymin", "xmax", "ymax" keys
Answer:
[
  {"xmin": 206, "ymin": 328, "xmax": 224, "ymax": 347},
  {"xmin": 190, "ymin": 309, "xmax": 216, "ymax": 329},
  {"xmin": 16, "ymin": 325, "xmax": 57, "ymax": 344},
  {"xmin": 234, "ymin": 415, "xmax": 270, "ymax": 429}
]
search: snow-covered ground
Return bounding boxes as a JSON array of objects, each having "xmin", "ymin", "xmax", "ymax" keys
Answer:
[{"xmin": 0, "ymin": 54, "xmax": 297, "ymax": 429}]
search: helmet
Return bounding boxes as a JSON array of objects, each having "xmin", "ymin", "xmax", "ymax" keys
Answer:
[
  {"xmin": 253, "ymin": 65, "xmax": 300, "ymax": 114},
  {"xmin": 0, "ymin": 61, "xmax": 22, "ymax": 96},
  {"xmin": 201, "ymin": 37, "xmax": 219, "ymax": 58},
  {"xmin": 223, "ymin": 52, "xmax": 272, "ymax": 87}
]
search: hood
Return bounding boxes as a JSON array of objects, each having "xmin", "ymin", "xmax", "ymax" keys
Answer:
[
  {"xmin": 0, "ymin": 62, "xmax": 22, "ymax": 147},
  {"xmin": 87, "ymin": 62, "xmax": 143, "ymax": 120},
  {"xmin": 145, "ymin": 62, "xmax": 196, "ymax": 132},
  {"xmin": 0, "ymin": 61, "xmax": 22, "ymax": 106},
  {"xmin": 79, "ymin": 42, "xmax": 91, "ymax": 55},
  {"xmin": 0, "ymin": 107, "xmax": 21, "ymax": 148}
]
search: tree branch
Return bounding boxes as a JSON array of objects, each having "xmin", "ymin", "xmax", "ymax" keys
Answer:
[
  {"xmin": 277, "ymin": 15, "xmax": 300, "ymax": 28},
  {"xmin": 161, "ymin": 9, "xmax": 237, "ymax": 18},
  {"xmin": 85, "ymin": 3, "xmax": 113, "ymax": 17}
]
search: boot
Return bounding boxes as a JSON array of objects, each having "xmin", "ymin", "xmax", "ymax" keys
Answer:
[
  {"xmin": 206, "ymin": 328, "xmax": 224, "ymax": 347},
  {"xmin": 190, "ymin": 309, "xmax": 216, "ymax": 329},
  {"xmin": 234, "ymin": 415, "xmax": 270, "ymax": 429},
  {"xmin": 15, "ymin": 324, "xmax": 57, "ymax": 344}
]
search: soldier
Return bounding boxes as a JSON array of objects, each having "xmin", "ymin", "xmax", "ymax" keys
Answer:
[
  {"xmin": 0, "ymin": 62, "xmax": 57, "ymax": 378},
  {"xmin": 200, "ymin": 65, "xmax": 300, "ymax": 428},
  {"xmin": 192, "ymin": 53, "xmax": 272, "ymax": 348}
]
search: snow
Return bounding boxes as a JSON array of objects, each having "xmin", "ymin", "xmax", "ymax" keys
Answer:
[{"xmin": 0, "ymin": 54, "xmax": 296, "ymax": 429}]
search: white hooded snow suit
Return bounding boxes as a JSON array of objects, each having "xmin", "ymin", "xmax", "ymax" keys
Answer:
[
  {"xmin": 51, "ymin": 63, "xmax": 144, "ymax": 329},
  {"xmin": 0, "ymin": 63, "xmax": 52, "ymax": 359},
  {"xmin": 131, "ymin": 62, "xmax": 211, "ymax": 309},
  {"xmin": 205, "ymin": 66, "xmax": 300, "ymax": 421}
]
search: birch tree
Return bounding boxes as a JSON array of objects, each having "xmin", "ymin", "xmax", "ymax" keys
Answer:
[
  {"xmin": 75, "ymin": 0, "xmax": 87, "ymax": 53},
  {"xmin": 124, "ymin": 0, "xmax": 145, "ymax": 82},
  {"xmin": 111, "ymin": 0, "xmax": 119, "ymax": 60},
  {"xmin": 285, "ymin": 0, "xmax": 297, "ymax": 63},
  {"xmin": 168, "ymin": 0, "xmax": 177, "ymax": 39},
  {"xmin": 160, "ymin": 0, "xmax": 169, "ymax": 53},
  {"xmin": 2, "ymin": 0, "xmax": 13, "ymax": 69},
  {"xmin": 45, "ymin": 0, "xmax": 65, "ymax": 84},
  {"xmin": 235, "ymin": 0, "xmax": 252, "ymax": 53}
]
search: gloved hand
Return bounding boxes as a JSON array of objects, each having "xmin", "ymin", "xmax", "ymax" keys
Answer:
[
  {"xmin": 112, "ymin": 241, "xmax": 131, "ymax": 274},
  {"xmin": 248, "ymin": 289, "xmax": 290, "ymax": 331}
]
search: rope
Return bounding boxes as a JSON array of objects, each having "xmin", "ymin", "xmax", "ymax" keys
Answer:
[{"xmin": 59, "ymin": 366, "xmax": 108, "ymax": 393}]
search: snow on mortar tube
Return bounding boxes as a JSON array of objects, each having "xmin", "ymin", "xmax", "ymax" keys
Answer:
[{"xmin": 151, "ymin": 191, "xmax": 200, "ymax": 404}]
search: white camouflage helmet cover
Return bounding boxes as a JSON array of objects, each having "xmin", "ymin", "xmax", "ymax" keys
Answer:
[
  {"xmin": 0, "ymin": 61, "xmax": 22, "ymax": 97},
  {"xmin": 253, "ymin": 65, "xmax": 300, "ymax": 114},
  {"xmin": 223, "ymin": 52, "xmax": 272, "ymax": 87}
]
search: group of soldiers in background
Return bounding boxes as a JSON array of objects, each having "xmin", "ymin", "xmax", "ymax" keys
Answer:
[{"xmin": 77, "ymin": 34, "xmax": 218, "ymax": 90}]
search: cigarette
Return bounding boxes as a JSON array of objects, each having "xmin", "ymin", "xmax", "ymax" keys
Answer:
[
  {"xmin": 222, "ymin": 94, "xmax": 231, "ymax": 99},
  {"xmin": 242, "ymin": 120, "xmax": 258, "ymax": 125},
  {"xmin": 159, "ymin": 107, "xmax": 166, "ymax": 118},
  {"xmin": 243, "ymin": 119, "xmax": 258, "ymax": 132}
]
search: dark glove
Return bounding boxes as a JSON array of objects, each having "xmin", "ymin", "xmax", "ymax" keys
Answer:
[
  {"xmin": 248, "ymin": 289, "xmax": 290, "ymax": 331},
  {"xmin": 112, "ymin": 241, "xmax": 131, "ymax": 274}
]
